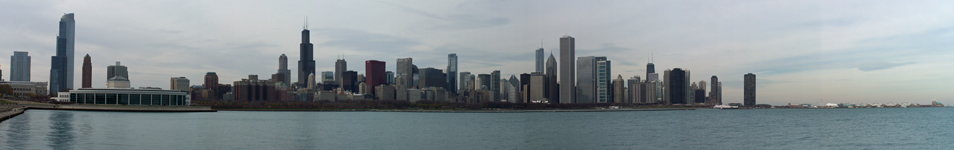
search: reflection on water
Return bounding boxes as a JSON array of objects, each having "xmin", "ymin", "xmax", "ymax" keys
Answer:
[
  {"xmin": 5, "ymin": 111, "xmax": 30, "ymax": 149},
  {"xmin": 47, "ymin": 111, "xmax": 74, "ymax": 150}
]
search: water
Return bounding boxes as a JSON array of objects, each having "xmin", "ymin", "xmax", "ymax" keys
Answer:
[{"xmin": 2, "ymin": 108, "xmax": 953, "ymax": 149}]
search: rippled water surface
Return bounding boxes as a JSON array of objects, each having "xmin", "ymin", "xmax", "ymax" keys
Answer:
[{"xmin": 2, "ymin": 108, "xmax": 953, "ymax": 149}]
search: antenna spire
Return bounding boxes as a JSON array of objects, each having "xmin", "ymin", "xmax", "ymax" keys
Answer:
[{"xmin": 303, "ymin": 16, "xmax": 309, "ymax": 29}]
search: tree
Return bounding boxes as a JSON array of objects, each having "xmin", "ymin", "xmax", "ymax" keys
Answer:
[{"xmin": 0, "ymin": 84, "xmax": 13, "ymax": 97}]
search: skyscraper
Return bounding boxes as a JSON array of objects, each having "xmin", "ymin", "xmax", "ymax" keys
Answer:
[
  {"xmin": 418, "ymin": 68, "xmax": 445, "ymax": 89},
  {"xmin": 335, "ymin": 58, "xmax": 346, "ymax": 86},
  {"xmin": 170, "ymin": 77, "xmax": 189, "ymax": 92},
  {"xmin": 297, "ymin": 25, "xmax": 316, "ymax": 88},
  {"xmin": 710, "ymin": 76, "xmax": 720, "ymax": 105},
  {"xmin": 646, "ymin": 63, "xmax": 654, "ymax": 80},
  {"xmin": 459, "ymin": 72, "xmax": 471, "ymax": 92},
  {"xmin": 508, "ymin": 75, "xmax": 521, "ymax": 103},
  {"xmin": 365, "ymin": 60, "xmax": 386, "ymax": 95},
  {"xmin": 321, "ymin": 71, "xmax": 334, "ymax": 84},
  {"xmin": 745, "ymin": 73, "xmax": 756, "ymax": 106},
  {"xmin": 385, "ymin": 71, "xmax": 394, "ymax": 85},
  {"xmin": 576, "ymin": 56, "xmax": 596, "ymax": 103},
  {"xmin": 596, "ymin": 57, "xmax": 610, "ymax": 103},
  {"xmin": 204, "ymin": 72, "xmax": 218, "ymax": 90},
  {"xmin": 277, "ymin": 54, "xmax": 291, "ymax": 84},
  {"xmin": 545, "ymin": 53, "xmax": 558, "ymax": 103},
  {"xmin": 559, "ymin": 35, "xmax": 575, "ymax": 104},
  {"xmin": 10, "ymin": 51, "xmax": 30, "ymax": 81},
  {"xmin": 666, "ymin": 68, "xmax": 689, "ymax": 104},
  {"xmin": 396, "ymin": 58, "xmax": 413, "ymax": 89},
  {"xmin": 447, "ymin": 53, "xmax": 457, "ymax": 94},
  {"xmin": 477, "ymin": 74, "xmax": 490, "ymax": 90},
  {"xmin": 613, "ymin": 75, "xmax": 625, "ymax": 104},
  {"xmin": 576, "ymin": 56, "xmax": 610, "ymax": 103},
  {"xmin": 535, "ymin": 48, "xmax": 544, "ymax": 73},
  {"xmin": 107, "ymin": 62, "xmax": 128, "ymax": 81},
  {"xmin": 82, "ymin": 54, "xmax": 91, "ymax": 88},
  {"xmin": 491, "ymin": 70, "xmax": 500, "ymax": 102},
  {"xmin": 50, "ymin": 13, "xmax": 76, "ymax": 94}
]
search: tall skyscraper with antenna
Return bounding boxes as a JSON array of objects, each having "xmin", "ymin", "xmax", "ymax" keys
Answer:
[
  {"xmin": 535, "ymin": 47, "xmax": 544, "ymax": 73},
  {"xmin": 297, "ymin": 18, "xmax": 315, "ymax": 87},
  {"xmin": 646, "ymin": 53, "xmax": 655, "ymax": 80}
]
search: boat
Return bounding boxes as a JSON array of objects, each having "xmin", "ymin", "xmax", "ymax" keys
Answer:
[{"xmin": 713, "ymin": 105, "xmax": 738, "ymax": 109}]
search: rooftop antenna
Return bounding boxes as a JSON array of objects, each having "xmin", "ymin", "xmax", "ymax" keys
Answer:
[{"xmin": 303, "ymin": 16, "xmax": 308, "ymax": 29}]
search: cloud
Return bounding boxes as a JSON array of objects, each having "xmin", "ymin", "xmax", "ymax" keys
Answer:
[{"xmin": 857, "ymin": 62, "xmax": 915, "ymax": 72}]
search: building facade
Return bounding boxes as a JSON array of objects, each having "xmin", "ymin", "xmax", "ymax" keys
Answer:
[
  {"xmin": 170, "ymin": 77, "xmax": 189, "ymax": 92},
  {"xmin": 233, "ymin": 75, "xmax": 278, "ymax": 101},
  {"xmin": 10, "ymin": 51, "xmax": 30, "ymax": 81},
  {"xmin": 107, "ymin": 62, "xmax": 128, "ymax": 81},
  {"xmin": 82, "ymin": 54, "xmax": 91, "ymax": 88},
  {"xmin": 418, "ymin": 67, "xmax": 445, "ymax": 89},
  {"xmin": 545, "ymin": 54, "xmax": 558, "ymax": 104},
  {"xmin": 365, "ymin": 60, "xmax": 386, "ymax": 96},
  {"xmin": 396, "ymin": 58, "xmax": 413, "ymax": 89},
  {"xmin": 559, "ymin": 35, "xmax": 575, "ymax": 104},
  {"xmin": 68, "ymin": 88, "xmax": 189, "ymax": 105},
  {"xmin": 576, "ymin": 56, "xmax": 596, "ymax": 103},
  {"xmin": 277, "ymin": 54, "xmax": 291, "ymax": 84},
  {"xmin": 744, "ymin": 73, "xmax": 756, "ymax": 106},
  {"xmin": 298, "ymin": 27, "xmax": 316, "ymax": 87},
  {"xmin": 667, "ymin": 68, "xmax": 689, "ymax": 104},
  {"xmin": 0, "ymin": 81, "xmax": 47, "ymax": 97},
  {"xmin": 446, "ymin": 53, "xmax": 457, "ymax": 94},
  {"xmin": 535, "ymin": 48, "xmax": 544, "ymax": 73},
  {"xmin": 490, "ymin": 70, "xmax": 500, "ymax": 102}
]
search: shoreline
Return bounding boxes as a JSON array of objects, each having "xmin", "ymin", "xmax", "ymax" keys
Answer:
[{"xmin": 217, "ymin": 108, "xmax": 696, "ymax": 113}]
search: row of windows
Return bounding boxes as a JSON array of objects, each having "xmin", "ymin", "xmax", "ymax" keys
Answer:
[{"xmin": 69, "ymin": 93, "xmax": 187, "ymax": 105}]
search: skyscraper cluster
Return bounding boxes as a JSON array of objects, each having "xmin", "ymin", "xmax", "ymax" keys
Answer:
[{"xmin": 18, "ymin": 14, "xmax": 751, "ymax": 105}]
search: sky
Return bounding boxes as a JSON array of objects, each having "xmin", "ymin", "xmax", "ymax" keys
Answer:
[{"xmin": 1, "ymin": 0, "xmax": 953, "ymax": 105}]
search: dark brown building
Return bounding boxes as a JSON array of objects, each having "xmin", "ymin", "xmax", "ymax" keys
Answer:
[
  {"xmin": 82, "ymin": 54, "xmax": 92, "ymax": 88},
  {"xmin": 204, "ymin": 72, "xmax": 218, "ymax": 90},
  {"xmin": 233, "ymin": 75, "xmax": 279, "ymax": 101}
]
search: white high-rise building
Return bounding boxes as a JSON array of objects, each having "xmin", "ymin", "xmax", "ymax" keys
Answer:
[{"xmin": 559, "ymin": 35, "xmax": 575, "ymax": 104}]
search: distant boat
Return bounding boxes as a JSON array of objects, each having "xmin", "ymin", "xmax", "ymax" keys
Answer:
[{"xmin": 714, "ymin": 105, "xmax": 738, "ymax": 109}]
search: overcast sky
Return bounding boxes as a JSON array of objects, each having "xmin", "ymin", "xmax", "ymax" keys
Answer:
[{"xmin": 1, "ymin": 0, "xmax": 953, "ymax": 105}]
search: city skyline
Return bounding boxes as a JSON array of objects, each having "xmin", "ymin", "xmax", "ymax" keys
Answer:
[{"xmin": 1, "ymin": 0, "xmax": 952, "ymax": 105}]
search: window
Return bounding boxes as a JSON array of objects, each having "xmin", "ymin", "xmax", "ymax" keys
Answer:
[{"xmin": 130, "ymin": 94, "xmax": 141, "ymax": 105}]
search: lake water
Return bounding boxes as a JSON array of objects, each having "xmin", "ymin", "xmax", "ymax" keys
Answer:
[{"xmin": 2, "ymin": 108, "xmax": 953, "ymax": 149}]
